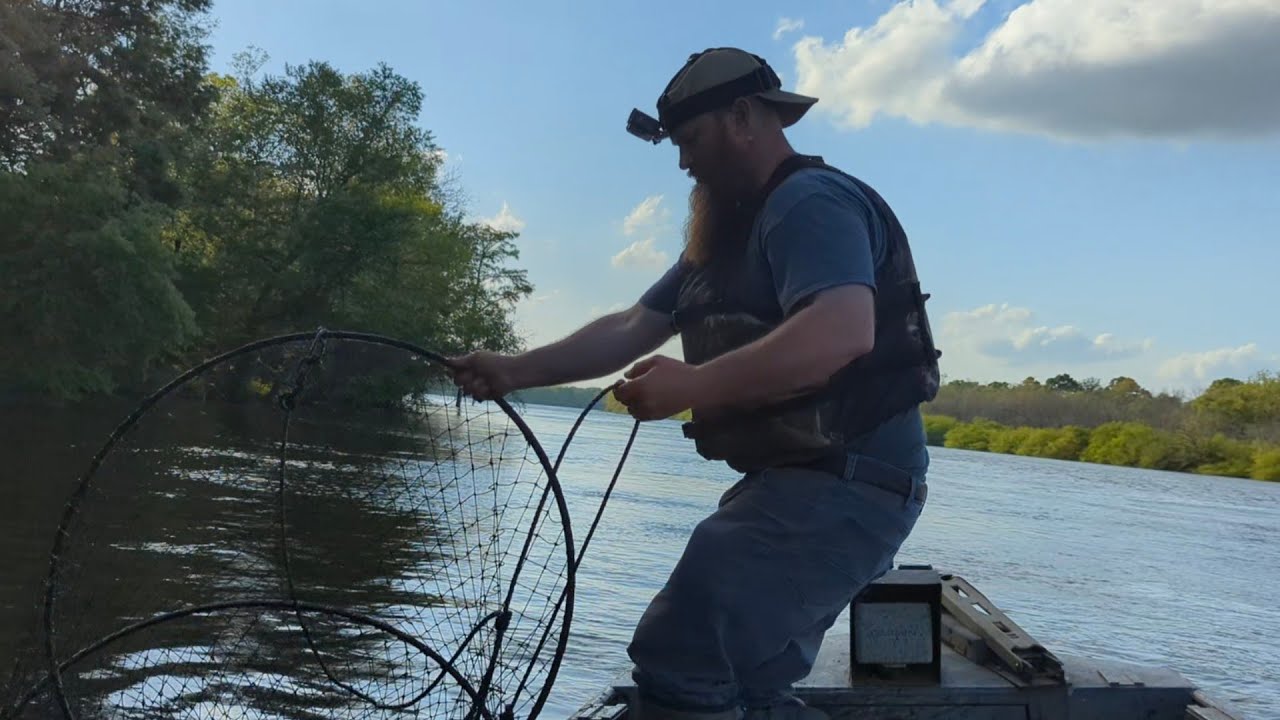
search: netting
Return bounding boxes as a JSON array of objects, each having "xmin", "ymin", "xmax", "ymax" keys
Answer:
[{"xmin": 1, "ymin": 330, "xmax": 635, "ymax": 720}]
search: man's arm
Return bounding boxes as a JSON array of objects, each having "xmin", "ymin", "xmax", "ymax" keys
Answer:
[
  {"xmin": 690, "ymin": 284, "xmax": 873, "ymax": 413},
  {"xmin": 511, "ymin": 302, "xmax": 674, "ymax": 388}
]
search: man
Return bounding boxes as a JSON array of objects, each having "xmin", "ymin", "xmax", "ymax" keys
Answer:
[{"xmin": 451, "ymin": 48, "xmax": 941, "ymax": 720}]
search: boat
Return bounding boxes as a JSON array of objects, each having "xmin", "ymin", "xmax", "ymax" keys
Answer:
[{"xmin": 566, "ymin": 565, "xmax": 1245, "ymax": 720}]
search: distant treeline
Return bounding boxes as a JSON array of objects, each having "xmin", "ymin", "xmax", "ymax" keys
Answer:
[
  {"xmin": 544, "ymin": 371, "xmax": 1280, "ymax": 482},
  {"xmin": 923, "ymin": 372, "xmax": 1280, "ymax": 481},
  {"xmin": 2, "ymin": 1, "xmax": 529, "ymax": 403},
  {"xmin": 510, "ymin": 386, "xmax": 611, "ymax": 411}
]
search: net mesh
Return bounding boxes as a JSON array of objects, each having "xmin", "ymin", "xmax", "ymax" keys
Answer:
[{"xmin": 2, "ymin": 330, "xmax": 590, "ymax": 720}]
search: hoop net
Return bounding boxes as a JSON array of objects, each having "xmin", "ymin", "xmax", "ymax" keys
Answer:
[{"xmin": 2, "ymin": 331, "xmax": 578, "ymax": 720}]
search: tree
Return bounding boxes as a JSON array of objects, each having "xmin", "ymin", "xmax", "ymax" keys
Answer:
[
  {"xmin": 171, "ymin": 57, "xmax": 532, "ymax": 401},
  {"xmin": 0, "ymin": 0, "xmax": 213, "ymax": 398},
  {"xmin": 0, "ymin": 0, "xmax": 215, "ymax": 186},
  {"xmin": 1046, "ymin": 373, "xmax": 1084, "ymax": 393},
  {"xmin": 1107, "ymin": 376, "xmax": 1152, "ymax": 398}
]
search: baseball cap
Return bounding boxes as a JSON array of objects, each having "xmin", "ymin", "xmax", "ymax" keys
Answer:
[{"xmin": 627, "ymin": 47, "xmax": 818, "ymax": 144}]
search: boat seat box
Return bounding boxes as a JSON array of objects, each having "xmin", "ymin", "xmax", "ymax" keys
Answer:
[{"xmin": 849, "ymin": 565, "xmax": 943, "ymax": 686}]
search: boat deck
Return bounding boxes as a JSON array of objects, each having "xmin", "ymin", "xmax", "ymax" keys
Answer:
[{"xmin": 569, "ymin": 568, "xmax": 1244, "ymax": 720}]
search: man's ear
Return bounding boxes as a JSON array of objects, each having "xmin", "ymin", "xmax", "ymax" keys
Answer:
[{"xmin": 724, "ymin": 98, "xmax": 753, "ymax": 135}]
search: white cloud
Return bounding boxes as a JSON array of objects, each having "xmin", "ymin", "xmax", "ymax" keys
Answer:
[
  {"xmin": 480, "ymin": 202, "xmax": 526, "ymax": 233},
  {"xmin": 1156, "ymin": 343, "xmax": 1265, "ymax": 385},
  {"xmin": 940, "ymin": 302, "xmax": 1153, "ymax": 367},
  {"xmin": 588, "ymin": 302, "xmax": 630, "ymax": 319},
  {"xmin": 611, "ymin": 237, "xmax": 670, "ymax": 270},
  {"xmin": 774, "ymin": 17, "xmax": 805, "ymax": 40},
  {"xmin": 622, "ymin": 195, "xmax": 668, "ymax": 236},
  {"xmin": 613, "ymin": 195, "xmax": 674, "ymax": 272},
  {"xmin": 791, "ymin": 0, "xmax": 1280, "ymax": 140}
]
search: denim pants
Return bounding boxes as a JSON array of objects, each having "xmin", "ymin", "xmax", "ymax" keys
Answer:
[{"xmin": 626, "ymin": 454, "xmax": 927, "ymax": 714}]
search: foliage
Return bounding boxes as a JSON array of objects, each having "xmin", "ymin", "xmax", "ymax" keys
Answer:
[
  {"xmin": 922, "ymin": 414, "xmax": 958, "ymax": 445},
  {"xmin": 1252, "ymin": 448, "xmax": 1280, "ymax": 482},
  {"xmin": 174, "ymin": 58, "xmax": 530, "ymax": 360},
  {"xmin": 0, "ymin": 0, "xmax": 216, "ymax": 179},
  {"xmin": 1078, "ymin": 422, "xmax": 1192, "ymax": 471},
  {"xmin": 943, "ymin": 418, "xmax": 1004, "ymax": 451},
  {"xmin": 1, "ymin": 0, "xmax": 531, "ymax": 402},
  {"xmin": 0, "ymin": 150, "xmax": 196, "ymax": 398},
  {"xmin": 926, "ymin": 374, "xmax": 1186, "ymax": 431},
  {"xmin": 510, "ymin": 386, "xmax": 609, "ymax": 410},
  {"xmin": 0, "ymin": 0, "xmax": 214, "ymax": 398},
  {"xmin": 920, "ymin": 372, "xmax": 1280, "ymax": 482}
]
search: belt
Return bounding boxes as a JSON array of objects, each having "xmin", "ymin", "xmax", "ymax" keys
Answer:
[{"xmin": 792, "ymin": 452, "xmax": 928, "ymax": 503}]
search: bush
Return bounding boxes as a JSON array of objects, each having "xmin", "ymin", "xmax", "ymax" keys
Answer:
[
  {"xmin": 1043, "ymin": 426, "xmax": 1091, "ymax": 460},
  {"xmin": 923, "ymin": 414, "xmax": 958, "ymax": 445},
  {"xmin": 988, "ymin": 426, "xmax": 1035, "ymax": 454},
  {"xmin": 1252, "ymin": 447, "xmax": 1280, "ymax": 482},
  {"xmin": 1190, "ymin": 434, "xmax": 1255, "ymax": 478},
  {"xmin": 944, "ymin": 419, "xmax": 1006, "ymax": 451},
  {"xmin": 1080, "ymin": 422, "xmax": 1194, "ymax": 471}
]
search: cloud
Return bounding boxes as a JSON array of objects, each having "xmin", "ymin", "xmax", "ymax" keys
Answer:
[
  {"xmin": 613, "ymin": 195, "xmax": 674, "ymax": 271},
  {"xmin": 588, "ymin": 302, "xmax": 630, "ymax": 319},
  {"xmin": 774, "ymin": 17, "xmax": 805, "ymax": 40},
  {"xmin": 790, "ymin": 0, "xmax": 1280, "ymax": 140},
  {"xmin": 941, "ymin": 303, "xmax": 1153, "ymax": 366},
  {"xmin": 1156, "ymin": 343, "xmax": 1267, "ymax": 385},
  {"xmin": 622, "ymin": 195, "xmax": 668, "ymax": 236},
  {"xmin": 611, "ymin": 237, "xmax": 669, "ymax": 270},
  {"xmin": 480, "ymin": 202, "xmax": 526, "ymax": 233}
]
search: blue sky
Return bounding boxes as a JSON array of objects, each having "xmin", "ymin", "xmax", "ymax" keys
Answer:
[{"xmin": 204, "ymin": 0, "xmax": 1280, "ymax": 396}]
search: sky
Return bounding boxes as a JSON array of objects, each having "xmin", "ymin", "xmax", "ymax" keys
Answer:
[{"xmin": 203, "ymin": 0, "xmax": 1280, "ymax": 397}]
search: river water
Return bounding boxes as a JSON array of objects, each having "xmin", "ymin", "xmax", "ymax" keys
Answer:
[{"xmin": 1, "ymin": 397, "xmax": 1276, "ymax": 719}]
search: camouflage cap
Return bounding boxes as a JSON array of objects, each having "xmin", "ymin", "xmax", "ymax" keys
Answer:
[{"xmin": 628, "ymin": 47, "xmax": 818, "ymax": 143}]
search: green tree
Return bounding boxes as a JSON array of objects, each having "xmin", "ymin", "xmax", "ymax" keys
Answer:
[
  {"xmin": 1046, "ymin": 373, "xmax": 1083, "ymax": 393},
  {"xmin": 171, "ymin": 57, "xmax": 532, "ymax": 401},
  {"xmin": 0, "ymin": 0, "xmax": 213, "ymax": 398},
  {"xmin": 1107, "ymin": 376, "xmax": 1152, "ymax": 398}
]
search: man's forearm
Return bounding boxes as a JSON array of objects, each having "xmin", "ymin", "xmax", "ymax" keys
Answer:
[
  {"xmin": 514, "ymin": 308, "xmax": 669, "ymax": 388},
  {"xmin": 691, "ymin": 288, "xmax": 873, "ymax": 413}
]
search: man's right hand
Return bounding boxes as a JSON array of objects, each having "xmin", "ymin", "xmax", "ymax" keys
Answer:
[{"xmin": 449, "ymin": 351, "xmax": 522, "ymax": 401}]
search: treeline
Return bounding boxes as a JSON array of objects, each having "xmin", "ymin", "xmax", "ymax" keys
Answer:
[
  {"xmin": 510, "ymin": 386, "xmax": 611, "ymax": 411},
  {"xmin": 922, "ymin": 372, "xmax": 1280, "ymax": 481},
  {"xmin": 1, "ymin": 1, "xmax": 529, "ymax": 402}
]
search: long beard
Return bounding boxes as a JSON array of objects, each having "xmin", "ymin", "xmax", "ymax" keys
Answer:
[{"xmin": 682, "ymin": 181, "xmax": 753, "ymax": 267}]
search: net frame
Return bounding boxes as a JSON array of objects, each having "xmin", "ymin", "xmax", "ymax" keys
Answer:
[{"xmin": 29, "ymin": 329, "xmax": 583, "ymax": 720}]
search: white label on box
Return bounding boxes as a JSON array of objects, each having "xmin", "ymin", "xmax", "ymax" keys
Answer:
[{"xmin": 854, "ymin": 602, "xmax": 933, "ymax": 664}]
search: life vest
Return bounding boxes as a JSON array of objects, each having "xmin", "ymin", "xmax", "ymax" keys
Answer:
[{"xmin": 671, "ymin": 154, "xmax": 942, "ymax": 473}]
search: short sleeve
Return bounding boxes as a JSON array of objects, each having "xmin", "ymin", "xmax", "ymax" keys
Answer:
[
  {"xmin": 638, "ymin": 257, "xmax": 689, "ymax": 314},
  {"xmin": 761, "ymin": 181, "xmax": 879, "ymax": 317}
]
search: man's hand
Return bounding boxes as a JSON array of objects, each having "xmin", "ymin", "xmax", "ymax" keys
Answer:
[
  {"xmin": 613, "ymin": 355, "xmax": 702, "ymax": 421},
  {"xmin": 449, "ymin": 351, "xmax": 521, "ymax": 401}
]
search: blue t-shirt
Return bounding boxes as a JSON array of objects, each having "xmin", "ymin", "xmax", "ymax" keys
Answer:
[{"xmin": 640, "ymin": 168, "xmax": 929, "ymax": 476}]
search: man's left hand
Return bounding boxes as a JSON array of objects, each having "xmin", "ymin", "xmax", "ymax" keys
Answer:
[{"xmin": 613, "ymin": 355, "xmax": 703, "ymax": 421}]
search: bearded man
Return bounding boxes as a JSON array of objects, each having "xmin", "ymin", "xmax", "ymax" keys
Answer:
[{"xmin": 450, "ymin": 47, "xmax": 941, "ymax": 720}]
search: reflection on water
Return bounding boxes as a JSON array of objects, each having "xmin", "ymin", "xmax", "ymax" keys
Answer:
[{"xmin": 3, "ymin": 394, "xmax": 1278, "ymax": 719}]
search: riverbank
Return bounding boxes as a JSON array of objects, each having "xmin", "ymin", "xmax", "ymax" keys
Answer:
[{"xmin": 925, "ymin": 415, "xmax": 1280, "ymax": 482}]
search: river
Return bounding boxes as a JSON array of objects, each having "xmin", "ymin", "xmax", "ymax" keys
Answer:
[{"xmin": 1, "ymin": 397, "xmax": 1276, "ymax": 719}]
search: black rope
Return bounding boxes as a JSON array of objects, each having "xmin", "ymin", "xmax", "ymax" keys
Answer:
[
  {"xmin": 509, "ymin": 382, "xmax": 639, "ymax": 710},
  {"xmin": 26, "ymin": 328, "xmax": 641, "ymax": 720}
]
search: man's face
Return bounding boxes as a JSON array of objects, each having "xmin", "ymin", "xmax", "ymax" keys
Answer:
[{"xmin": 671, "ymin": 112, "xmax": 743, "ymax": 198}]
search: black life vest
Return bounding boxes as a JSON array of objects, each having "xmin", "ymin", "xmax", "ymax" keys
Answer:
[{"xmin": 671, "ymin": 154, "xmax": 942, "ymax": 473}]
